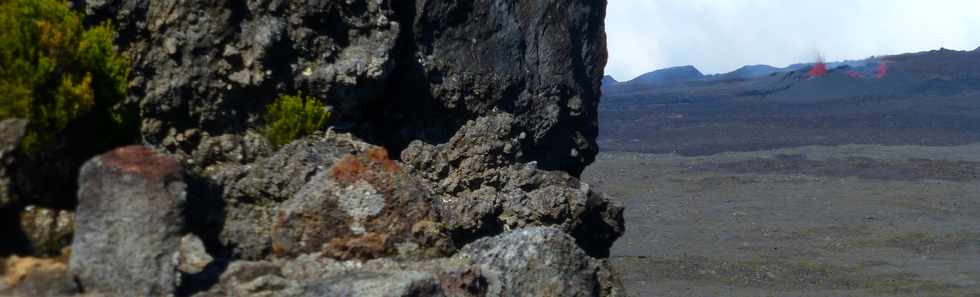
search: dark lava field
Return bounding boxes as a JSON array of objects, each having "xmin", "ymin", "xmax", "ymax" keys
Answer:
[{"xmin": 591, "ymin": 48, "xmax": 980, "ymax": 297}]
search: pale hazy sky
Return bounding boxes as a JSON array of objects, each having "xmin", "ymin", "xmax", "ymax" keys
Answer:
[{"xmin": 604, "ymin": 0, "xmax": 980, "ymax": 81}]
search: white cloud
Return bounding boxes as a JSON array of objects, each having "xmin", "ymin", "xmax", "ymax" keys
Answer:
[{"xmin": 604, "ymin": 0, "xmax": 980, "ymax": 81}]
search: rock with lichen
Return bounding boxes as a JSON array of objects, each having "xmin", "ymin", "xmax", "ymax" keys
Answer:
[
  {"xmin": 69, "ymin": 145, "xmax": 187, "ymax": 296},
  {"xmin": 272, "ymin": 146, "xmax": 452, "ymax": 260},
  {"xmin": 204, "ymin": 133, "xmax": 365, "ymax": 260},
  {"xmin": 197, "ymin": 132, "xmax": 454, "ymax": 261}
]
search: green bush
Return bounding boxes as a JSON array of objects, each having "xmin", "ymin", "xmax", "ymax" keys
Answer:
[
  {"xmin": 0, "ymin": 0, "xmax": 134, "ymax": 152},
  {"xmin": 263, "ymin": 93, "xmax": 331, "ymax": 149}
]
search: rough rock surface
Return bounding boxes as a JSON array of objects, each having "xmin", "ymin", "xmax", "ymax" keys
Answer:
[
  {"xmin": 402, "ymin": 114, "xmax": 624, "ymax": 257},
  {"xmin": 188, "ymin": 227, "xmax": 622, "ymax": 297},
  {"xmin": 398, "ymin": 0, "xmax": 608, "ymax": 175},
  {"xmin": 194, "ymin": 132, "xmax": 454, "ymax": 261},
  {"xmin": 78, "ymin": 0, "xmax": 607, "ymax": 176},
  {"xmin": 459, "ymin": 227, "xmax": 625, "ymax": 297},
  {"xmin": 205, "ymin": 128, "xmax": 620, "ymax": 261},
  {"xmin": 77, "ymin": 0, "xmax": 400, "ymax": 160},
  {"xmin": 200, "ymin": 260, "xmax": 297, "ymax": 297},
  {"xmin": 302, "ymin": 271, "xmax": 443, "ymax": 297},
  {"xmin": 203, "ymin": 133, "xmax": 367, "ymax": 259},
  {"xmin": 272, "ymin": 146, "xmax": 452, "ymax": 260},
  {"xmin": 45, "ymin": 0, "xmax": 624, "ymax": 296},
  {"xmin": 70, "ymin": 145, "xmax": 187, "ymax": 296}
]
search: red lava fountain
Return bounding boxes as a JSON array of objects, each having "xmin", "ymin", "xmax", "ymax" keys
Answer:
[
  {"xmin": 875, "ymin": 61, "xmax": 889, "ymax": 79},
  {"xmin": 808, "ymin": 56, "xmax": 827, "ymax": 78}
]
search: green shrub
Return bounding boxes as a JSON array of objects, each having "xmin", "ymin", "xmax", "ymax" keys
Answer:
[
  {"xmin": 263, "ymin": 93, "xmax": 331, "ymax": 149},
  {"xmin": 0, "ymin": 0, "xmax": 135, "ymax": 152}
]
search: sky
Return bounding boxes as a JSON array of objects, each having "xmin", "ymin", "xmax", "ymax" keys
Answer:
[{"xmin": 604, "ymin": 0, "xmax": 980, "ymax": 81}]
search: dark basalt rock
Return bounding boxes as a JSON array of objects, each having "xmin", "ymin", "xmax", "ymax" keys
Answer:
[
  {"xmin": 398, "ymin": 0, "xmax": 608, "ymax": 175},
  {"xmin": 402, "ymin": 114, "xmax": 624, "ymax": 257},
  {"xmin": 79, "ymin": 0, "xmax": 607, "ymax": 177},
  {"xmin": 77, "ymin": 0, "xmax": 401, "ymax": 162}
]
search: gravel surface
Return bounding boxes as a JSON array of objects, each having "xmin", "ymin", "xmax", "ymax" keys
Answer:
[{"xmin": 583, "ymin": 144, "xmax": 980, "ymax": 297}]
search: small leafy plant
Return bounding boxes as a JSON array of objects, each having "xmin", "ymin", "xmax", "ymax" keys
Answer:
[
  {"xmin": 263, "ymin": 93, "xmax": 331, "ymax": 149},
  {"xmin": 0, "ymin": 0, "xmax": 135, "ymax": 152}
]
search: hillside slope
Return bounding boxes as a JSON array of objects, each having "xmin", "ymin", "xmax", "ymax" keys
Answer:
[{"xmin": 600, "ymin": 48, "xmax": 980, "ymax": 154}]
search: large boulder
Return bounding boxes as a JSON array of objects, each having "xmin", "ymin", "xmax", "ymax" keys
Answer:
[
  {"xmin": 402, "ymin": 114, "xmax": 624, "ymax": 257},
  {"xmin": 271, "ymin": 146, "xmax": 452, "ymax": 260},
  {"xmin": 70, "ymin": 145, "xmax": 187, "ymax": 295},
  {"xmin": 459, "ymin": 227, "xmax": 625, "ymax": 297},
  {"xmin": 201, "ymin": 132, "xmax": 450, "ymax": 261},
  {"xmin": 203, "ymin": 133, "xmax": 368, "ymax": 259}
]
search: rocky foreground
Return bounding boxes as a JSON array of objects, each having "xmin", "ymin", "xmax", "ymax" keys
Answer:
[{"xmin": 0, "ymin": 0, "xmax": 625, "ymax": 296}]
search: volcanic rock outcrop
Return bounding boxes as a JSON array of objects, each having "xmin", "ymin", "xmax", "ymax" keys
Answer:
[
  {"xmin": 76, "ymin": 0, "xmax": 605, "ymax": 175},
  {"xmin": 1, "ymin": 0, "xmax": 624, "ymax": 296}
]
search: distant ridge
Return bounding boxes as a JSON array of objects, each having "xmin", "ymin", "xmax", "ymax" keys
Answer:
[
  {"xmin": 624, "ymin": 58, "xmax": 889, "ymax": 86},
  {"xmin": 599, "ymin": 46, "xmax": 980, "ymax": 155},
  {"xmin": 702, "ymin": 64, "xmax": 788, "ymax": 81},
  {"xmin": 629, "ymin": 65, "xmax": 703, "ymax": 86},
  {"xmin": 723, "ymin": 64, "xmax": 781, "ymax": 79},
  {"xmin": 602, "ymin": 75, "xmax": 618, "ymax": 86}
]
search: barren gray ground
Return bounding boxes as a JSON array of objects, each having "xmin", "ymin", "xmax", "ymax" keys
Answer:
[{"xmin": 582, "ymin": 144, "xmax": 980, "ymax": 297}]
